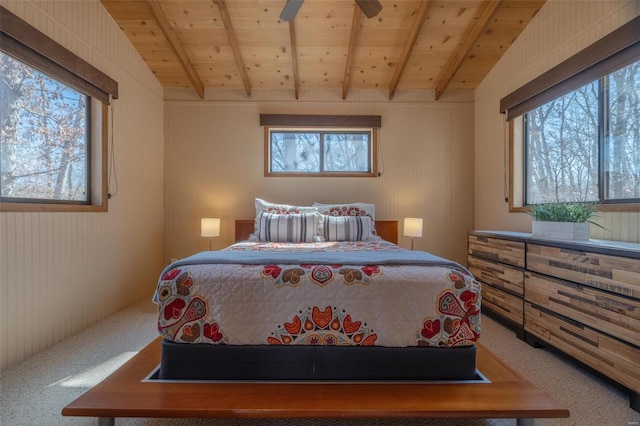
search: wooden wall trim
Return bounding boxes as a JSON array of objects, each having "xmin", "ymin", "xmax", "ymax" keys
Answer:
[
  {"xmin": 259, "ymin": 114, "xmax": 381, "ymax": 128},
  {"xmin": 500, "ymin": 15, "xmax": 639, "ymax": 119},
  {"xmin": 0, "ymin": 6, "xmax": 118, "ymax": 102}
]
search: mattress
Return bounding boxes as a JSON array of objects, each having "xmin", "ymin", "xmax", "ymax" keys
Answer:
[{"xmin": 153, "ymin": 240, "xmax": 481, "ymax": 349}]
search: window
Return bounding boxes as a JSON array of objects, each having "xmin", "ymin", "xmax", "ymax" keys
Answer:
[
  {"xmin": 502, "ymin": 16, "xmax": 639, "ymax": 211},
  {"xmin": 260, "ymin": 114, "xmax": 381, "ymax": 177},
  {"xmin": 605, "ymin": 63, "xmax": 640, "ymax": 201},
  {"xmin": 524, "ymin": 59, "xmax": 639, "ymax": 204},
  {"xmin": 1, "ymin": 52, "xmax": 91, "ymax": 203},
  {"xmin": 0, "ymin": 6, "xmax": 118, "ymax": 212},
  {"xmin": 266, "ymin": 129, "xmax": 376, "ymax": 176}
]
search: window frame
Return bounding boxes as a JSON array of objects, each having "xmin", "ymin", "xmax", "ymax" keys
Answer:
[
  {"xmin": 0, "ymin": 6, "xmax": 117, "ymax": 212},
  {"xmin": 522, "ymin": 72, "xmax": 640, "ymax": 206},
  {"xmin": 264, "ymin": 126, "xmax": 378, "ymax": 177},
  {"xmin": 503, "ymin": 16, "xmax": 640, "ymax": 213},
  {"xmin": 510, "ymin": 117, "xmax": 640, "ymax": 213}
]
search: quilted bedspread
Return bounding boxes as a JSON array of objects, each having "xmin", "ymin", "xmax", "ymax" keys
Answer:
[{"xmin": 153, "ymin": 240, "xmax": 481, "ymax": 348}]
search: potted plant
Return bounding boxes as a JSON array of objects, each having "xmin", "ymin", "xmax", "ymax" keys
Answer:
[{"xmin": 528, "ymin": 201, "xmax": 604, "ymax": 241}]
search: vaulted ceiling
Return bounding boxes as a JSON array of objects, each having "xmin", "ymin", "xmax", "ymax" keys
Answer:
[{"xmin": 100, "ymin": 0, "xmax": 545, "ymax": 100}]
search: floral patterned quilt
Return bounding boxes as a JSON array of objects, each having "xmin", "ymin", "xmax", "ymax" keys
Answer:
[{"xmin": 153, "ymin": 240, "xmax": 481, "ymax": 348}]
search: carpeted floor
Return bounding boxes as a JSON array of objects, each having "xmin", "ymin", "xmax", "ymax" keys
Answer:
[{"xmin": 1, "ymin": 298, "xmax": 638, "ymax": 426}]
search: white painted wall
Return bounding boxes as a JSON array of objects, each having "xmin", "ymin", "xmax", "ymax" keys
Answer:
[
  {"xmin": 0, "ymin": 0, "xmax": 165, "ymax": 371},
  {"xmin": 474, "ymin": 0, "xmax": 640, "ymax": 242},
  {"xmin": 163, "ymin": 89, "xmax": 475, "ymax": 265}
]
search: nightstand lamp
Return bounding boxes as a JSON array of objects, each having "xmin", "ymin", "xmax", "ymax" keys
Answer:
[
  {"xmin": 201, "ymin": 218, "xmax": 220, "ymax": 250},
  {"xmin": 403, "ymin": 217, "xmax": 423, "ymax": 250}
]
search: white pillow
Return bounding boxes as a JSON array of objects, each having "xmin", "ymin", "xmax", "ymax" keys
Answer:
[
  {"xmin": 322, "ymin": 215, "xmax": 375, "ymax": 241},
  {"xmin": 257, "ymin": 212, "xmax": 321, "ymax": 243},
  {"xmin": 251, "ymin": 199, "xmax": 322, "ymax": 241},
  {"xmin": 256, "ymin": 198, "xmax": 317, "ymax": 216}
]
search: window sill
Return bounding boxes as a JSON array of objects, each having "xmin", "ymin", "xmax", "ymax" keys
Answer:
[
  {"xmin": 509, "ymin": 203, "xmax": 640, "ymax": 214},
  {"xmin": 0, "ymin": 202, "xmax": 107, "ymax": 213}
]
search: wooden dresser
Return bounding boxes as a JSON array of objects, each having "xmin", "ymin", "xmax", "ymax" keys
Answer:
[
  {"xmin": 467, "ymin": 231, "xmax": 527, "ymax": 339},
  {"xmin": 467, "ymin": 230, "xmax": 640, "ymax": 412}
]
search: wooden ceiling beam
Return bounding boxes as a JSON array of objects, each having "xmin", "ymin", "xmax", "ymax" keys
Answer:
[
  {"xmin": 434, "ymin": 0, "xmax": 502, "ymax": 100},
  {"xmin": 388, "ymin": 0, "xmax": 431, "ymax": 100},
  {"xmin": 144, "ymin": 0, "xmax": 204, "ymax": 99},
  {"xmin": 213, "ymin": 0, "xmax": 252, "ymax": 97},
  {"xmin": 288, "ymin": 21, "xmax": 300, "ymax": 100},
  {"xmin": 342, "ymin": 4, "xmax": 362, "ymax": 100}
]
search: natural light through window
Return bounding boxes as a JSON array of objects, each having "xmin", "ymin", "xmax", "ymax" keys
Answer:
[
  {"xmin": 1, "ymin": 51, "xmax": 90, "ymax": 203},
  {"xmin": 47, "ymin": 352, "xmax": 137, "ymax": 388},
  {"xmin": 0, "ymin": 6, "xmax": 117, "ymax": 212},
  {"xmin": 266, "ymin": 128, "xmax": 376, "ymax": 177},
  {"xmin": 523, "ymin": 59, "xmax": 639, "ymax": 205}
]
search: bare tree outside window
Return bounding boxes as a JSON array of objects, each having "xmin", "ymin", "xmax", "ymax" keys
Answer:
[
  {"xmin": 268, "ymin": 130, "xmax": 373, "ymax": 176},
  {"xmin": 525, "ymin": 59, "xmax": 639, "ymax": 205},
  {"xmin": 606, "ymin": 61, "xmax": 640, "ymax": 200},
  {"xmin": 1, "ymin": 51, "xmax": 89, "ymax": 203},
  {"xmin": 270, "ymin": 132, "xmax": 320, "ymax": 172},
  {"xmin": 324, "ymin": 133, "xmax": 369, "ymax": 172}
]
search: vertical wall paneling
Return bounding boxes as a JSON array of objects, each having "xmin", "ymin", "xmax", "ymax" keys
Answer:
[
  {"xmin": 164, "ymin": 96, "xmax": 475, "ymax": 265},
  {"xmin": 474, "ymin": 0, "xmax": 640, "ymax": 241},
  {"xmin": 0, "ymin": 214, "xmax": 6, "ymax": 367},
  {"xmin": 0, "ymin": 0, "xmax": 166, "ymax": 371}
]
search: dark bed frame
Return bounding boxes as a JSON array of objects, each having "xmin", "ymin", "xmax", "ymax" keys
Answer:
[
  {"xmin": 158, "ymin": 219, "xmax": 478, "ymax": 381},
  {"xmin": 159, "ymin": 342, "xmax": 477, "ymax": 381}
]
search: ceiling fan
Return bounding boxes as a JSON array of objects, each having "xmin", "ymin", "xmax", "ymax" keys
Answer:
[{"xmin": 279, "ymin": 0, "xmax": 382, "ymax": 21}]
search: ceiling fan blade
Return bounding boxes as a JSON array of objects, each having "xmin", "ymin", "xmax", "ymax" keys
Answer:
[
  {"xmin": 280, "ymin": 0, "xmax": 304, "ymax": 21},
  {"xmin": 355, "ymin": 0, "xmax": 382, "ymax": 19}
]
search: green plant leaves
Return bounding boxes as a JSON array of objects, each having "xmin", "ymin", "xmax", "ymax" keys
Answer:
[{"xmin": 528, "ymin": 202, "xmax": 606, "ymax": 230}]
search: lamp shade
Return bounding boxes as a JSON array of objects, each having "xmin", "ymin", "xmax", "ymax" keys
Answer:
[
  {"xmin": 201, "ymin": 218, "xmax": 220, "ymax": 237},
  {"xmin": 403, "ymin": 218, "xmax": 423, "ymax": 238}
]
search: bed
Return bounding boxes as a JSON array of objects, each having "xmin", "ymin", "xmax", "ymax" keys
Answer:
[{"xmin": 153, "ymin": 200, "xmax": 481, "ymax": 382}]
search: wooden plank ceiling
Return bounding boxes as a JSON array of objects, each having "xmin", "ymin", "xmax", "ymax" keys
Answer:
[{"xmin": 100, "ymin": 0, "xmax": 545, "ymax": 100}]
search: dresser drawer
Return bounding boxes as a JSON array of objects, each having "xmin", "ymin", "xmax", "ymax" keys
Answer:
[
  {"xmin": 468, "ymin": 234, "xmax": 525, "ymax": 268},
  {"xmin": 482, "ymin": 284, "xmax": 523, "ymax": 325},
  {"xmin": 525, "ymin": 272, "xmax": 640, "ymax": 347},
  {"xmin": 468, "ymin": 256, "xmax": 524, "ymax": 296},
  {"xmin": 525, "ymin": 302, "xmax": 640, "ymax": 393},
  {"xmin": 527, "ymin": 243, "xmax": 640, "ymax": 299}
]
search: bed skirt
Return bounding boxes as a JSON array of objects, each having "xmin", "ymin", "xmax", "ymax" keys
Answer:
[{"xmin": 159, "ymin": 341, "xmax": 477, "ymax": 381}]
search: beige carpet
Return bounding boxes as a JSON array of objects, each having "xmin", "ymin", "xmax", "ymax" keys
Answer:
[{"xmin": 1, "ymin": 298, "xmax": 638, "ymax": 426}]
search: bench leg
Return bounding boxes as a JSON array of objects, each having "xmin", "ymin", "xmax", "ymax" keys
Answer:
[
  {"xmin": 98, "ymin": 417, "xmax": 115, "ymax": 426},
  {"xmin": 517, "ymin": 419, "xmax": 534, "ymax": 426},
  {"xmin": 631, "ymin": 391, "xmax": 640, "ymax": 413}
]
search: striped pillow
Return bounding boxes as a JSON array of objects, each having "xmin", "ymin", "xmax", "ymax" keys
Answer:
[
  {"xmin": 257, "ymin": 212, "xmax": 320, "ymax": 243},
  {"xmin": 323, "ymin": 215, "xmax": 374, "ymax": 241}
]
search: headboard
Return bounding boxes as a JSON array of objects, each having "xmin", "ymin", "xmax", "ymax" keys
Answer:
[{"xmin": 235, "ymin": 220, "xmax": 399, "ymax": 245}]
